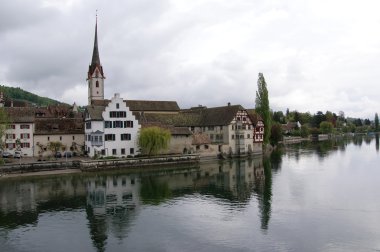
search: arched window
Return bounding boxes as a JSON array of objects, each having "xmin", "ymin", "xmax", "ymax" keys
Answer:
[{"xmin": 96, "ymin": 81, "xmax": 99, "ymax": 87}]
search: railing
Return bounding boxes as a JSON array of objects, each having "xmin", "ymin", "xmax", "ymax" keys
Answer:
[{"xmin": 91, "ymin": 141, "xmax": 103, "ymax": 147}]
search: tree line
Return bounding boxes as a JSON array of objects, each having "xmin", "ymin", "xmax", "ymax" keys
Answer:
[{"xmin": 255, "ymin": 74, "xmax": 380, "ymax": 147}]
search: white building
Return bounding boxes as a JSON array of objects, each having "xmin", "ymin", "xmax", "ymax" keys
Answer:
[
  {"xmin": 2, "ymin": 107, "xmax": 35, "ymax": 157},
  {"xmin": 85, "ymin": 94, "xmax": 141, "ymax": 157},
  {"xmin": 83, "ymin": 20, "xmax": 149, "ymax": 158}
]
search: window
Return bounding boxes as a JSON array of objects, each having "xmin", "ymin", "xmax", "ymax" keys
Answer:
[
  {"xmin": 232, "ymin": 135, "xmax": 234, "ymax": 139},
  {"xmin": 86, "ymin": 122, "xmax": 91, "ymax": 129},
  {"xmin": 6, "ymin": 143, "xmax": 15, "ymax": 149},
  {"xmin": 204, "ymin": 145, "xmax": 209, "ymax": 149},
  {"xmin": 6, "ymin": 124, "xmax": 15, "ymax": 129},
  {"xmin": 220, "ymin": 126, "xmax": 223, "ymax": 131},
  {"xmin": 210, "ymin": 134, "xmax": 214, "ymax": 140},
  {"xmin": 96, "ymin": 80, "xmax": 99, "ymax": 87},
  {"xmin": 109, "ymin": 111, "xmax": 126, "ymax": 118},
  {"xmin": 48, "ymin": 136, "xmax": 50, "ymax": 141},
  {"xmin": 112, "ymin": 149, "xmax": 117, "ymax": 155},
  {"xmin": 60, "ymin": 136, "xmax": 62, "ymax": 141},
  {"xmin": 121, "ymin": 148, "xmax": 125, "ymax": 155},
  {"xmin": 243, "ymin": 117, "xmax": 246, "ymax": 121},
  {"xmin": 113, "ymin": 121, "xmax": 123, "ymax": 128},
  {"xmin": 20, "ymin": 133, "xmax": 30, "ymax": 139},
  {"xmin": 101, "ymin": 149, "xmax": 105, "ymax": 155},
  {"xmin": 20, "ymin": 124, "xmax": 30, "ymax": 129},
  {"xmin": 6, "ymin": 134, "xmax": 15, "ymax": 139},
  {"xmin": 247, "ymin": 134, "xmax": 250, "ymax": 139},
  {"xmin": 125, "ymin": 121, "xmax": 133, "ymax": 128},
  {"xmin": 104, "ymin": 121, "xmax": 112, "ymax": 128},
  {"xmin": 73, "ymin": 136, "xmax": 75, "ymax": 140},
  {"xmin": 130, "ymin": 148, "xmax": 134, "ymax": 154},
  {"xmin": 21, "ymin": 143, "xmax": 30, "ymax": 148},
  {"xmin": 105, "ymin": 134, "xmax": 115, "ymax": 141},
  {"xmin": 116, "ymin": 103, "xmax": 119, "ymax": 109},
  {"xmin": 121, "ymin": 133, "xmax": 131, "ymax": 141}
]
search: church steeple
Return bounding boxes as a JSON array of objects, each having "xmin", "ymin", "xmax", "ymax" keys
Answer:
[
  {"xmin": 91, "ymin": 17, "xmax": 101, "ymax": 66},
  {"xmin": 87, "ymin": 13, "xmax": 105, "ymax": 105}
]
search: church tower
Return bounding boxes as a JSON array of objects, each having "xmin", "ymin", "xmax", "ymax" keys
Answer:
[{"xmin": 87, "ymin": 17, "xmax": 105, "ymax": 105}]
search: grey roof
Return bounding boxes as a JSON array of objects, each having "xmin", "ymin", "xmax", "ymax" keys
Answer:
[
  {"xmin": 3, "ymin": 107, "xmax": 35, "ymax": 123},
  {"xmin": 197, "ymin": 105, "xmax": 243, "ymax": 126},
  {"xmin": 34, "ymin": 118, "xmax": 83, "ymax": 135},
  {"xmin": 134, "ymin": 104, "xmax": 246, "ymax": 127},
  {"xmin": 86, "ymin": 105, "xmax": 105, "ymax": 121},
  {"xmin": 125, "ymin": 100, "xmax": 180, "ymax": 112}
]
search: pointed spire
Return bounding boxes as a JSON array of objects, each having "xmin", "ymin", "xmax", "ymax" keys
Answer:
[{"xmin": 91, "ymin": 11, "xmax": 101, "ymax": 66}]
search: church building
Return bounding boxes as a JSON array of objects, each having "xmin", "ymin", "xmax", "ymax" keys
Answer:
[{"xmin": 84, "ymin": 19, "xmax": 140, "ymax": 157}]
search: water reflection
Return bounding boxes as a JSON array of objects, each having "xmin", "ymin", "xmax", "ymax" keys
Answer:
[{"xmin": 1, "ymin": 135, "xmax": 379, "ymax": 251}]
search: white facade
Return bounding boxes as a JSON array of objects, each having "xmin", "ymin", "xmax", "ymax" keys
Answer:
[
  {"xmin": 85, "ymin": 94, "xmax": 141, "ymax": 158},
  {"xmin": 3, "ymin": 122, "xmax": 34, "ymax": 157}
]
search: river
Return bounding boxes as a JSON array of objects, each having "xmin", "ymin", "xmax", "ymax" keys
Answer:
[{"xmin": 1, "ymin": 134, "xmax": 380, "ymax": 252}]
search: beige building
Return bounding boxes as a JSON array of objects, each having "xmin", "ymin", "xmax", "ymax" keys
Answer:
[{"xmin": 33, "ymin": 118, "xmax": 84, "ymax": 157}]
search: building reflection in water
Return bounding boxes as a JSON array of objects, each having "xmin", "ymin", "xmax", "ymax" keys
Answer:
[
  {"xmin": 376, "ymin": 133, "xmax": 379, "ymax": 152},
  {"xmin": 85, "ymin": 174, "xmax": 141, "ymax": 251},
  {"xmin": 0, "ymin": 153, "xmax": 283, "ymax": 251},
  {"xmin": 0, "ymin": 176, "xmax": 87, "ymax": 229}
]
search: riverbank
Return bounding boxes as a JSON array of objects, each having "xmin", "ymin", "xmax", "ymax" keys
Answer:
[{"xmin": 0, "ymin": 154, "xmax": 200, "ymax": 178}]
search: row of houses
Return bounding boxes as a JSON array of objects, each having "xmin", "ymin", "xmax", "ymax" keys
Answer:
[
  {"xmin": 0, "ymin": 96, "xmax": 264, "ymax": 158},
  {"xmin": 0, "ymin": 19, "xmax": 265, "ymax": 159}
]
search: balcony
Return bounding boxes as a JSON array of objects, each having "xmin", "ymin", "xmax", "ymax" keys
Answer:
[{"xmin": 91, "ymin": 141, "xmax": 103, "ymax": 147}]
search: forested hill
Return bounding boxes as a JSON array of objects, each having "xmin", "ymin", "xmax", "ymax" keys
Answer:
[{"xmin": 0, "ymin": 85, "xmax": 66, "ymax": 107}]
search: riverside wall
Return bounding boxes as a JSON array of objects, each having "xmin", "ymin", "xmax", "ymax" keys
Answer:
[{"xmin": 0, "ymin": 155, "xmax": 200, "ymax": 176}]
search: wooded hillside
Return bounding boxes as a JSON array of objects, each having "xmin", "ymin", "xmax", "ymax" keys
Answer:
[{"xmin": 0, "ymin": 85, "xmax": 65, "ymax": 106}]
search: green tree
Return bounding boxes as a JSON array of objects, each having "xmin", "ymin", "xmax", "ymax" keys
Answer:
[
  {"xmin": 375, "ymin": 113, "xmax": 379, "ymax": 132},
  {"xmin": 255, "ymin": 73, "xmax": 271, "ymax": 145},
  {"xmin": 138, "ymin": 127, "xmax": 171, "ymax": 156},
  {"xmin": 270, "ymin": 123, "xmax": 283, "ymax": 145},
  {"xmin": 300, "ymin": 125, "xmax": 310, "ymax": 138},
  {"xmin": 319, "ymin": 121, "xmax": 333, "ymax": 134},
  {"xmin": 0, "ymin": 108, "xmax": 9, "ymax": 151},
  {"xmin": 48, "ymin": 141, "xmax": 64, "ymax": 157}
]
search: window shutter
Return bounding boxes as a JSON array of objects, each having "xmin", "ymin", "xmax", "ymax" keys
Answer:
[
  {"xmin": 28, "ymin": 134, "xmax": 30, "ymax": 139},
  {"xmin": 13, "ymin": 134, "xmax": 15, "ymax": 139}
]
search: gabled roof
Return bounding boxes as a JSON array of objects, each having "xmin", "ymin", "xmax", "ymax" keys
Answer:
[
  {"xmin": 3, "ymin": 107, "xmax": 35, "ymax": 123},
  {"xmin": 125, "ymin": 100, "xmax": 180, "ymax": 112},
  {"xmin": 134, "ymin": 104, "xmax": 246, "ymax": 127},
  {"xmin": 247, "ymin": 109, "xmax": 264, "ymax": 125},
  {"xmin": 86, "ymin": 105, "xmax": 105, "ymax": 121},
  {"xmin": 34, "ymin": 118, "xmax": 83, "ymax": 135},
  {"xmin": 197, "ymin": 105, "xmax": 243, "ymax": 126}
]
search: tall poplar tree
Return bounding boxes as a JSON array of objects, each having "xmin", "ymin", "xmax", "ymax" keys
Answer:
[
  {"xmin": 255, "ymin": 73, "xmax": 271, "ymax": 145},
  {"xmin": 375, "ymin": 113, "xmax": 379, "ymax": 132}
]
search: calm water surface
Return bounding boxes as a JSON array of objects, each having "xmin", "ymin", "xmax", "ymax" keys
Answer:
[{"xmin": 1, "ymin": 135, "xmax": 380, "ymax": 252}]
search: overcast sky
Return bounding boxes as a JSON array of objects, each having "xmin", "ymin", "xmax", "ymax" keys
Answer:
[{"xmin": 1, "ymin": 0, "xmax": 380, "ymax": 118}]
